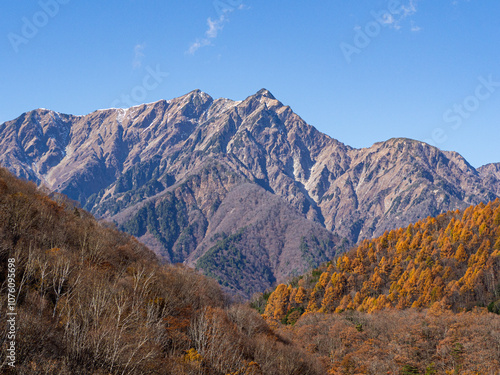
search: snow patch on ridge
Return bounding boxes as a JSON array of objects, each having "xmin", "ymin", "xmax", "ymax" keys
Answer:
[{"xmin": 141, "ymin": 118, "xmax": 158, "ymax": 134}]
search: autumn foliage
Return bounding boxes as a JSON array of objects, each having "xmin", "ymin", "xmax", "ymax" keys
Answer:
[
  {"xmin": 265, "ymin": 201, "xmax": 500, "ymax": 317},
  {"xmin": 262, "ymin": 199, "xmax": 500, "ymax": 373}
]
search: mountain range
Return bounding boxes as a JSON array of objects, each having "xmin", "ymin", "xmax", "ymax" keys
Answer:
[{"xmin": 1, "ymin": 88, "xmax": 499, "ymax": 296}]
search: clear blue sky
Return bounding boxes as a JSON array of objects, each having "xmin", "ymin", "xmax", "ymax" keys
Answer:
[{"xmin": 2, "ymin": 0, "xmax": 499, "ymax": 167}]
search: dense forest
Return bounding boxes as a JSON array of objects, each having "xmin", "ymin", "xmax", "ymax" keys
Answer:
[
  {"xmin": 1, "ymin": 166, "xmax": 499, "ymax": 374},
  {"xmin": 260, "ymin": 200, "xmax": 500, "ymax": 373}
]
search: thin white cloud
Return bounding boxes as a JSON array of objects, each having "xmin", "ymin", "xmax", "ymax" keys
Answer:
[
  {"xmin": 188, "ymin": 16, "xmax": 226, "ymax": 54},
  {"xmin": 187, "ymin": 3, "xmax": 246, "ymax": 55},
  {"xmin": 133, "ymin": 43, "xmax": 145, "ymax": 69},
  {"xmin": 187, "ymin": 41, "xmax": 202, "ymax": 55},
  {"xmin": 188, "ymin": 39, "xmax": 212, "ymax": 55},
  {"xmin": 206, "ymin": 16, "xmax": 225, "ymax": 38}
]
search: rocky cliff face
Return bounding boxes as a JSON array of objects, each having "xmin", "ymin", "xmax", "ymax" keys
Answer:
[{"xmin": 1, "ymin": 89, "xmax": 497, "ymax": 296}]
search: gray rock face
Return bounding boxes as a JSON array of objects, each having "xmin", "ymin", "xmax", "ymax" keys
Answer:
[{"xmin": 1, "ymin": 89, "xmax": 498, "ymax": 296}]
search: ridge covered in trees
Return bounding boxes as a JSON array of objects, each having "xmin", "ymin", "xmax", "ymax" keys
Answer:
[
  {"xmin": 264, "ymin": 200, "xmax": 500, "ymax": 319},
  {"xmin": 260, "ymin": 200, "xmax": 500, "ymax": 373}
]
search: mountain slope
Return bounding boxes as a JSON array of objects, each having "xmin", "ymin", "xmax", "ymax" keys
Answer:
[
  {"xmin": 0, "ymin": 167, "xmax": 323, "ymax": 375},
  {"xmin": 263, "ymin": 199, "xmax": 500, "ymax": 322},
  {"xmin": 1, "ymin": 89, "xmax": 498, "ymax": 296},
  {"xmin": 259, "ymin": 199, "xmax": 500, "ymax": 374}
]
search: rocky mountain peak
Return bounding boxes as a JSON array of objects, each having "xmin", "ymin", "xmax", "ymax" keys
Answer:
[
  {"xmin": 1, "ymin": 89, "xmax": 499, "ymax": 297},
  {"xmin": 478, "ymin": 162, "xmax": 500, "ymax": 196},
  {"xmin": 479, "ymin": 162, "xmax": 500, "ymax": 176},
  {"xmin": 185, "ymin": 89, "xmax": 213, "ymax": 102},
  {"xmin": 254, "ymin": 88, "xmax": 276, "ymax": 100}
]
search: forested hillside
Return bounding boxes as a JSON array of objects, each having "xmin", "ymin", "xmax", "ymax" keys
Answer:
[
  {"xmin": 0, "ymin": 168, "xmax": 322, "ymax": 374},
  {"xmin": 259, "ymin": 200, "xmax": 500, "ymax": 374},
  {"xmin": 264, "ymin": 200, "xmax": 500, "ymax": 319}
]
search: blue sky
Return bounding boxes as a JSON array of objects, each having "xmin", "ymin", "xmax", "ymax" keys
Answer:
[{"xmin": 1, "ymin": 0, "xmax": 499, "ymax": 167}]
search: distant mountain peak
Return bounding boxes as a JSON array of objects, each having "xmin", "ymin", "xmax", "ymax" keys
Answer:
[
  {"xmin": 182, "ymin": 89, "xmax": 213, "ymax": 103},
  {"xmin": 186, "ymin": 88, "xmax": 210, "ymax": 97},
  {"xmin": 254, "ymin": 88, "xmax": 276, "ymax": 100}
]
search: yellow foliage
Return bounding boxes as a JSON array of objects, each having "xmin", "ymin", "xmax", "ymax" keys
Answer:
[
  {"xmin": 183, "ymin": 348, "xmax": 202, "ymax": 363},
  {"xmin": 264, "ymin": 284, "xmax": 291, "ymax": 321},
  {"xmin": 454, "ymin": 244, "xmax": 467, "ymax": 263},
  {"xmin": 295, "ymin": 286, "xmax": 307, "ymax": 304}
]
